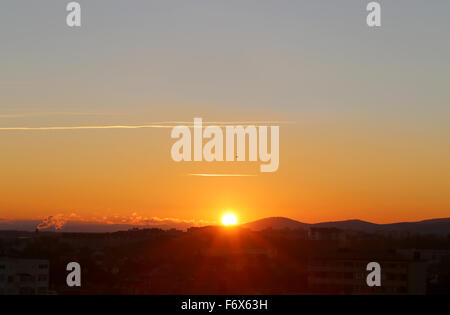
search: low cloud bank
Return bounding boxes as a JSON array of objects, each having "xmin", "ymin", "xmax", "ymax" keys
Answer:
[{"xmin": 0, "ymin": 214, "xmax": 209, "ymax": 232}]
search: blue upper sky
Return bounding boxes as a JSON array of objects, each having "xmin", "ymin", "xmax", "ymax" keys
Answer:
[{"xmin": 0, "ymin": 1, "xmax": 448, "ymax": 122}]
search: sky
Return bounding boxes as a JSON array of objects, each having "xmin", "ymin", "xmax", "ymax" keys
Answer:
[{"xmin": 0, "ymin": 1, "xmax": 449, "ymax": 227}]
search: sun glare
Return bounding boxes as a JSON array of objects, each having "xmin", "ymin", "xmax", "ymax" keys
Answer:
[{"xmin": 222, "ymin": 213, "xmax": 238, "ymax": 226}]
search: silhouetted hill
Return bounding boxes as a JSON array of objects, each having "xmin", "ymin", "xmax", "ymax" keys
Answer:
[
  {"xmin": 382, "ymin": 218, "xmax": 450, "ymax": 235},
  {"xmin": 313, "ymin": 220, "xmax": 379, "ymax": 232},
  {"xmin": 241, "ymin": 217, "xmax": 309, "ymax": 231},
  {"xmin": 242, "ymin": 217, "xmax": 450, "ymax": 235}
]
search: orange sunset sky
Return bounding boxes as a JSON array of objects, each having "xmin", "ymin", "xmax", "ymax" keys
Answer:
[{"xmin": 1, "ymin": 1, "xmax": 449, "ymax": 226}]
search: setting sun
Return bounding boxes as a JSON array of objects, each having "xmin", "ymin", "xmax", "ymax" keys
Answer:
[{"xmin": 222, "ymin": 213, "xmax": 238, "ymax": 226}]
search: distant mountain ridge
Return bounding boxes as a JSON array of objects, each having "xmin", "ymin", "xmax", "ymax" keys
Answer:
[
  {"xmin": 241, "ymin": 217, "xmax": 450, "ymax": 235},
  {"xmin": 1, "ymin": 217, "xmax": 450, "ymax": 234}
]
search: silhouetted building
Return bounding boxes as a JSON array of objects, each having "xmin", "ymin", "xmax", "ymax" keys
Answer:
[
  {"xmin": 0, "ymin": 258, "xmax": 49, "ymax": 295},
  {"xmin": 307, "ymin": 252, "xmax": 427, "ymax": 294},
  {"xmin": 397, "ymin": 249, "xmax": 450, "ymax": 264}
]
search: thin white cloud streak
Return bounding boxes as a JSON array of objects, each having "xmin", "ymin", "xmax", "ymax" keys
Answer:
[
  {"xmin": 152, "ymin": 121, "xmax": 295, "ymax": 125},
  {"xmin": 0, "ymin": 121, "xmax": 293, "ymax": 131}
]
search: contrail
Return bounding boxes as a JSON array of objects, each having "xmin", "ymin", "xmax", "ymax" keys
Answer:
[
  {"xmin": 0, "ymin": 121, "xmax": 294, "ymax": 131},
  {"xmin": 152, "ymin": 121, "xmax": 295, "ymax": 125}
]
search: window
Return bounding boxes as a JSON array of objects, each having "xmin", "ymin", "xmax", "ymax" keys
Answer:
[{"xmin": 20, "ymin": 274, "xmax": 34, "ymax": 282}]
